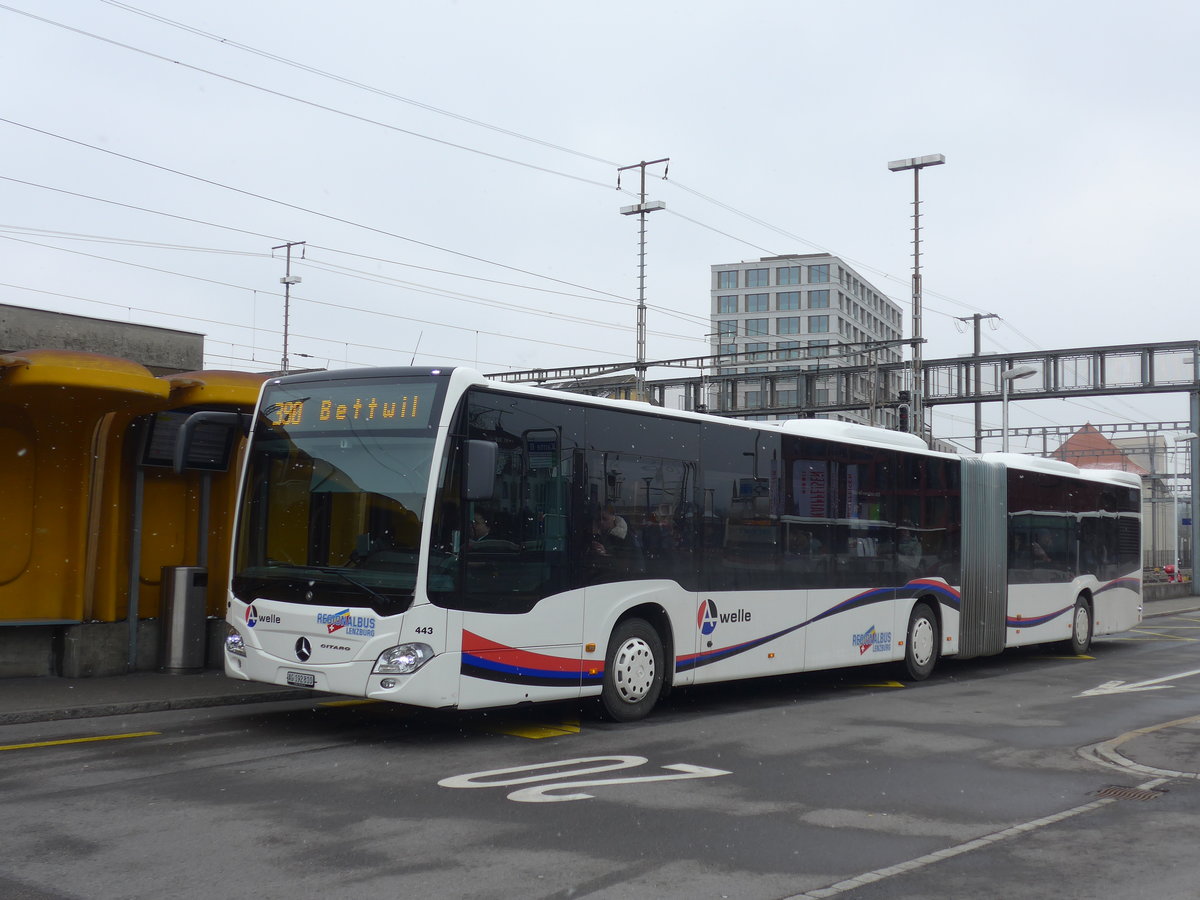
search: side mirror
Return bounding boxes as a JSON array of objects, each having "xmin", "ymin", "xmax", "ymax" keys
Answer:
[
  {"xmin": 171, "ymin": 410, "xmax": 246, "ymax": 474},
  {"xmin": 464, "ymin": 440, "xmax": 497, "ymax": 500}
]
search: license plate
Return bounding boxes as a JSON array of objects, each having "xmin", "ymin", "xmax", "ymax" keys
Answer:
[{"xmin": 286, "ymin": 671, "xmax": 316, "ymax": 688}]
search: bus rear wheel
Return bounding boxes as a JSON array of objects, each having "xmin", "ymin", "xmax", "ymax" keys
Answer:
[
  {"xmin": 1068, "ymin": 595, "xmax": 1093, "ymax": 655},
  {"xmin": 904, "ymin": 602, "xmax": 939, "ymax": 681},
  {"xmin": 600, "ymin": 618, "xmax": 664, "ymax": 722}
]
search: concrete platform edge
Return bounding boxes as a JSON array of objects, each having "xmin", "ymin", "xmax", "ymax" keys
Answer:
[{"xmin": 0, "ymin": 688, "xmax": 318, "ymax": 727}]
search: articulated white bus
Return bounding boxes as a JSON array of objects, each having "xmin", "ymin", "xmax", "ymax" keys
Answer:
[{"xmin": 224, "ymin": 366, "xmax": 1142, "ymax": 721}]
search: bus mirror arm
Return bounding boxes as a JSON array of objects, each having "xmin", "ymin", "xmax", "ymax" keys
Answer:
[{"xmin": 465, "ymin": 440, "xmax": 498, "ymax": 501}]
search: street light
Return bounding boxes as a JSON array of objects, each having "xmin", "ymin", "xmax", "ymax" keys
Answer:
[
  {"xmin": 887, "ymin": 153, "xmax": 945, "ymax": 442},
  {"xmin": 1001, "ymin": 364, "xmax": 1037, "ymax": 452}
]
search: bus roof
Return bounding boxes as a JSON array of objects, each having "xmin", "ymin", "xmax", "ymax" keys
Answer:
[
  {"xmin": 982, "ymin": 452, "xmax": 1142, "ymax": 489},
  {"xmin": 468, "ymin": 370, "xmax": 946, "ymax": 455},
  {"xmin": 268, "ymin": 368, "xmax": 1141, "ymax": 486},
  {"xmin": 267, "ymin": 365, "xmax": 958, "ymax": 456}
]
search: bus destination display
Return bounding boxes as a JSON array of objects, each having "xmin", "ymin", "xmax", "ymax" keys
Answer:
[{"xmin": 263, "ymin": 382, "xmax": 438, "ymax": 431}]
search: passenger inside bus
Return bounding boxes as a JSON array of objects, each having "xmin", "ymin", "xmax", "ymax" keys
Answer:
[
  {"xmin": 592, "ymin": 507, "xmax": 629, "ymax": 556},
  {"xmin": 1031, "ymin": 527, "xmax": 1061, "ymax": 564},
  {"xmin": 587, "ymin": 506, "xmax": 641, "ymax": 582},
  {"xmin": 469, "ymin": 512, "xmax": 492, "ymax": 546},
  {"xmin": 467, "ymin": 511, "xmax": 519, "ymax": 551}
]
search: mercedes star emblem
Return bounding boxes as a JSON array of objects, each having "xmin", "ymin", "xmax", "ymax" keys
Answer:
[{"xmin": 295, "ymin": 637, "xmax": 312, "ymax": 661}]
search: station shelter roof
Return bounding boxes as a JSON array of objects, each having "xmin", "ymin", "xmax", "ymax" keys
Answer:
[{"xmin": 0, "ymin": 348, "xmax": 170, "ymax": 411}]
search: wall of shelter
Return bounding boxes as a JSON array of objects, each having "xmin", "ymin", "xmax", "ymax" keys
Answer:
[{"xmin": 0, "ymin": 349, "xmax": 264, "ymax": 626}]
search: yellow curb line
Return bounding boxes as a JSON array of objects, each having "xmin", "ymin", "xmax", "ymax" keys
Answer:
[{"xmin": 0, "ymin": 731, "xmax": 160, "ymax": 752}]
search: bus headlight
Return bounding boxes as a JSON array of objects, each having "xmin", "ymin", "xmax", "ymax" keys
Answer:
[
  {"xmin": 225, "ymin": 627, "xmax": 247, "ymax": 658},
  {"xmin": 373, "ymin": 643, "xmax": 434, "ymax": 675}
]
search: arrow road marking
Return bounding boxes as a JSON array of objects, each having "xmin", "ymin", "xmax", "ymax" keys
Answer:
[{"xmin": 1077, "ymin": 667, "xmax": 1200, "ymax": 697}]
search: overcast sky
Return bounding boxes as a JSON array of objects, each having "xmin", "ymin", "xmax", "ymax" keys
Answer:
[{"xmin": 2, "ymin": 0, "xmax": 1197, "ymax": 451}]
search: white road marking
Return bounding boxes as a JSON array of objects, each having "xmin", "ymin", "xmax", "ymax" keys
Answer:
[
  {"xmin": 505, "ymin": 763, "xmax": 731, "ymax": 803},
  {"xmin": 438, "ymin": 755, "xmax": 731, "ymax": 802},
  {"xmin": 1076, "ymin": 667, "xmax": 1200, "ymax": 697},
  {"xmin": 783, "ymin": 777, "xmax": 1169, "ymax": 900}
]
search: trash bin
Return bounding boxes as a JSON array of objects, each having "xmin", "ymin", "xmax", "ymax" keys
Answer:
[{"xmin": 159, "ymin": 566, "xmax": 208, "ymax": 673}]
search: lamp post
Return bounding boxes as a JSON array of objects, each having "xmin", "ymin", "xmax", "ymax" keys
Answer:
[
  {"xmin": 887, "ymin": 154, "xmax": 945, "ymax": 442},
  {"xmin": 1001, "ymin": 364, "xmax": 1037, "ymax": 452},
  {"xmin": 618, "ymin": 158, "xmax": 669, "ymax": 401}
]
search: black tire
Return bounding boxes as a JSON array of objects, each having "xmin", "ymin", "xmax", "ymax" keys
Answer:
[
  {"xmin": 600, "ymin": 618, "xmax": 664, "ymax": 722},
  {"xmin": 1068, "ymin": 595, "xmax": 1093, "ymax": 655},
  {"xmin": 904, "ymin": 601, "xmax": 939, "ymax": 681}
]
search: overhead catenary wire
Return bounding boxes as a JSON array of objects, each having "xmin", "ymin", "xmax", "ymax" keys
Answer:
[
  {"xmin": 0, "ymin": 224, "xmax": 268, "ymax": 256},
  {"xmin": 98, "ymin": 0, "xmax": 622, "ymax": 169},
  {"xmin": 301, "ymin": 246, "xmax": 711, "ymax": 329},
  {"xmin": 0, "ymin": 2, "xmax": 1151, "ymax": 433},
  {"xmin": 0, "ymin": 4, "xmax": 1007, "ymax": 327},
  {"xmin": 0, "ymin": 5, "xmax": 616, "ymax": 193},
  {"xmin": 0, "ymin": 234, "xmax": 261, "ymax": 294},
  {"xmin": 89, "ymin": 0, "xmax": 1075, "ymax": 354},
  {"xmin": 0, "ymin": 175, "xmax": 628, "ymax": 304},
  {"xmin": 0, "ymin": 270, "xmax": 1157, "ymax": 429},
  {"xmin": 87, "ymin": 0, "xmax": 986, "ymax": 319},
  {"xmin": 0, "ymin": 175, "xmax": 710, "ymax": 329},
  {"xmin": 0, "ymin": 9, "xmax": 998, "ymax": 334},
  {"xmin": 0, "ymin": 174, "xmax": 284, "ymax": 243},
  {"xmin": 0, "ymin": 182, "xmax": 709, "ymax": 331},
  {"xmin": 297, "ymin": 256, "xmax": 701, "ymax": 338},
  {"xmin": 5, "ymin": 220, "xmax": 1144, "ymax": 424},
  {"xmin": 0, "ymin": 277, "xmax": 631, "ymax": 369},
  {"xmin": 0, "ymin": 230, "xmax": 702, "ymax": 346},
  {"xmin": 0, "ymin": 116, "xmax": 631, "ymax": 303},
  {"xmin": 0, "ymin": 164, "xmax": 1146, "ymax": 424}
]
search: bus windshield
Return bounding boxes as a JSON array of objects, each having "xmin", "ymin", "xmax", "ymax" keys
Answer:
[{"xmin": 232, "ymin": 377, "xmax": 445, "ymax": 615}]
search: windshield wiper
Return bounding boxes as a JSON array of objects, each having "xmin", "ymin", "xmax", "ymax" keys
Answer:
[{"xmin": 310, "ymin": 566, "xmax": 392, "ymax": 608}]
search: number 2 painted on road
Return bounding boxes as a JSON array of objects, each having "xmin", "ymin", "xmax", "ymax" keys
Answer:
[{"xmin": 438, "ymin": 755, "xmax": 731, "ymax": 803}]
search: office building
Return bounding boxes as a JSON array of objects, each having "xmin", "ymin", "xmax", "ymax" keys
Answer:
[{"xmin": 709, "ymin": 254, "xmax": 905, "ymax": 426}]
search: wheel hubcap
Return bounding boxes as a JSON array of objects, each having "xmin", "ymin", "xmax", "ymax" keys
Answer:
[
  {"xmin": 911, "ymin": 618, "xmax": 934, "ymax": 666},
  {"xmin": 613, "ymin": 638, "xmax": 655, "ymax": 703},
  {"xmin": 1074, "ymin": 606, "xmax": 1089, "ymax": 640}
]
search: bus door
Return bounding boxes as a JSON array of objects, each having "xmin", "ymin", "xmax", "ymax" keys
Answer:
[
  {"xmin": 448, "ymin": 395, "xmax": 589, "ymax": 708},
  {"xmin": 582, "ymin": 435, "xmax": 700, "ymax": 689}
]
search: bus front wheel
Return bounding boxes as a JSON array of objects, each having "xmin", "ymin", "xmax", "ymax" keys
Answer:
[
  {"xmin": 904, "ymin": 602, "xmax": 939, "ymax": 681},
  {"xmin": 600, "ymin": 618, "xmax": 664, "ymax": 722},
  {"xmin": 1068, "ymin": 595, "xmax": 1093, "ymax": 655}
]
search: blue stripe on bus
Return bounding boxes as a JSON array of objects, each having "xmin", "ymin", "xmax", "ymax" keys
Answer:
[
  {"xmin": 678, "ymin": 581, "xmax": 961, "ymax": 672},
  {"xmin": 462, "ymin": 655, "xmax": 604, "ymax": 688},
  {"xmin": 463, "ymin": 579, "xmax": 967, "ymax": 682},
  {"xmin": 1007, "ymin": 570, "xmax": 1142, "ymax": 628},
  {"xmin": 1094, "ymin": 575, "xmax": 1141, "ymax": 596},
  {"xmin": 1006, "ymin": 605, "xmax": 1074, "ymax": 629}
]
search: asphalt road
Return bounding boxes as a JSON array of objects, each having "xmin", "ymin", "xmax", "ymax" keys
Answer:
[{"xmin": 3, "ymin": 612, "xmax": 1199, "ymax": 900}]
